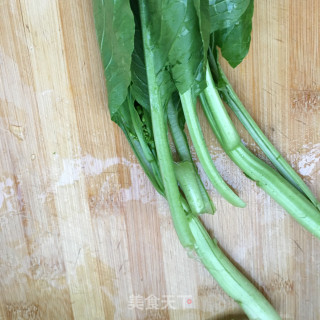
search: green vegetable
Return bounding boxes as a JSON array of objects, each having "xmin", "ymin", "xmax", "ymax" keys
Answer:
[
  {"xmin": 209, "ymin": 49, "xmax": 320, "ymax": 211},
  {"xmin": 93, "ymin": 0, "xmax": 319, "ymax": 318},
  {"xmin": 168, "ymin": 97, "xmax": 216, "ymax": 215},
  {"xmin": 180, "ymin": 89, "xmax": 246, "ymax": 207},
  {"xmin": 189, "ymin": 216, "xmax": 281, "ymax": 320},
  {"xmin": 92, "ymin": 0, "xmax": 134, "ymax": 115},
  {"xmin": 201, "ymin": 65, "xmax": 320, "ymax": 238},
  {"xmin": 214, "ymin": 0, "xmax": 254, "ymax": 68},
  {"xmin": 209, "ymin": 0, "xmax": 250, "ymax": 33}
]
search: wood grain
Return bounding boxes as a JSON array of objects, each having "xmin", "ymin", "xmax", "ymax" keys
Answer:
[{"xmin": 0, "ymin": 1, "xmax": 319, "ymax": 319}]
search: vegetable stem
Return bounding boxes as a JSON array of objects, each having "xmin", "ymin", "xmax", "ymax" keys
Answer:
[
  {"xmin": 117, "ymin": 119, "xmax": 164, "ymax": 196},
  {"xmin": 211, "ymin": 52, "xmax": 320, "ymax": 211},
  {"xmin": 167, "ymin": 98, "xmax": 193, "ymax": 162},
  {"xmin": 180, "ymin": 90, "xmax": 246, "ymax": 208},
  {"xmin": 174, "ymin": 161, "xmax": 205, "ymax": 215},
  {"xmin": 203, "ymin": 65, "xmax": 320, "ymax": 239},
  {"xmin": 189, "ymin": 216, "xmax": 282, "ymax": 320},
  {"xmin": 139, "ymin": 0, "xmax": 194, "ymax": 248},
  {"xmin": 128, "ymin": 95, "xmax": 163, "ymax": 189},
  {"xmin": 168, "ymin": 99, "xmax": 215, "ymax": 215}
]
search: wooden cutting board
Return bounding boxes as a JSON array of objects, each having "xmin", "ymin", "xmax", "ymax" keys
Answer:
[{"xmin": 0, "ymin": 1, "xmax": 319, "ymax": 319}]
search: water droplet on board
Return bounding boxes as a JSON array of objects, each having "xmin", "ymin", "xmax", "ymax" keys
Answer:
[
  {"xmin": 31, "ymin": 154, "xmax": 36, "ymax": 160},
  {"xmin": 9, "ymin": 125, "xmax": 25, "ymax": 141}
]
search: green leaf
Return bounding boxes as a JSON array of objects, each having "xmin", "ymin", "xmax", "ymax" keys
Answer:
[
  {"xmin": 130, "ymin": 2, "xmax": 150, "ymax": 111},
  {"xmin": 193, "ymin": 0, "xmax": 211, "ymax": 76},
  {"xmin": 168, "ymin": 0, "xmax": 208, "ymax": 95},
  {"xmin": 135, "ymin": 0, "xmax": 187, "ymax": 106},
  {"xmin": 134, "ymin": 0, "xmax": 208, "ymax": 101},
  {"xmin": 209, "ymin": 0, "xmax": 250, "ymax": 32},
  {"xmin": 93, "ymin": 0, "xmax": 135, "ymax": 117},
  {"xmin": 215, "ymin": 0, "xmax": 254, "ymax": 67}
]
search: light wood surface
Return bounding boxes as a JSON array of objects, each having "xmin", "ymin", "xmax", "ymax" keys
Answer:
[{"xmin": 0, "ymin": 1, "xmax": 319, "ymax": 319}]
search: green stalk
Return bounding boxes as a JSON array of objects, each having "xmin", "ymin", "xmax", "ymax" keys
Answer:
[
  {"xmin": 128, "ymin": 95, "xmax": 163, "ymax": 189},
  {"xmin": 167, "ymin": 98, "xmax": 193, "ymax": 162},
  {"xmin": 203, "ymin": 65, "xmax": 320, "ymax": 239},
  {"xmin": 180, "ymin": 90, "xmax": 246, "ymax": 208},
  {"xmin": 199, "ymin": 94, "xmax": 222, "ymax": 143},
  {"xmin": 167, "ymin": 99, "xmax": 215, "ymax": 215},
  {"xmin": 122, "ymin": 106, "xmax": 193, "ymax": 215},
  {"xmin": 118, "ymin": 120, "xmax": 164, "ymax": 196},
  {"xmin": 189, "ymin": 216, "xmax": 282, "ymax": 320},
  {"xmin": 211, "ymin": 53, "xmax": 320, "ymax": 211},
  {"xmin": 139, "ymin": 0, "xmax": 194, "ymax": 248},
  {"xmin": 174, "ymin": 161, "xmax": 205, "ymax": 214}
]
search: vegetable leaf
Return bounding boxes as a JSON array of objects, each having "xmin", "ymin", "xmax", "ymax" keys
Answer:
[
  {"xmin": 209, "ymin": 0, "xmax": 250, "ymax": 32},
  {"xmin": 193, "ymin": 0, "xmax": 210, "ymax": 71},
  {"xmin": 135, "ymin": 0, "xmax": 208, "ymax": 101},
  {"xmin": 93, "ymin": 0, "xmax": 135, "ymax": 117},
  {"xmin": 215, "ymin": 0, "xmax": 254, "ymax": 67},
  {"xmin": 137, "ymin": 0, "xmax": 186, "ymax": 105},
  {"xmin": 169, "ymin": 0, "xmax": 208, "ymax": 95},
  {"xmin": 130, "ymin": 2, "xmax": 150, "ymax": 111}
]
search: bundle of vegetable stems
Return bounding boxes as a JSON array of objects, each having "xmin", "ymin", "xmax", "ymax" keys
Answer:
[{"xmin": 93, "ymin": 0, "xmax": 320, "ymax": 318}]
